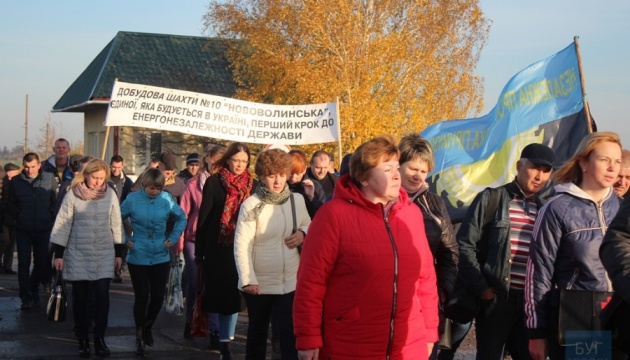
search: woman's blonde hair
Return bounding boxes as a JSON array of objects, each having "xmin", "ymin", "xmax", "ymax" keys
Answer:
[
  {"xmin": 70, "ymin": 159, "xmax": 110, "ymax": 188},
  {"xmin": 552, "ymin": 131, "xmax": 622, "ymax": 184}
]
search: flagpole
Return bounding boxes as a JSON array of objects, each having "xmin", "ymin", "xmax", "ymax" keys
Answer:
[
  {"xmin": 335, "ymin": 97, "xmax": 342, "ymax": 169},
  {"xmin": 101, "ymin": 78, "xmax": 117, "ymax": 160},
  {"xmin": 573, "ymin": 36, "xmax": 593, "ymax": 133}
]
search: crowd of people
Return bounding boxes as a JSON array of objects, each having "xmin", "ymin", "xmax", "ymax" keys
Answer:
[{"xmin": 2, "ymin": 132, "xmax": 630, "ymax": 360}]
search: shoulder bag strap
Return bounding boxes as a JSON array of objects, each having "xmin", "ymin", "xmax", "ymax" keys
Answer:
[{"xmin": 290, "ymin": 193, "xmax": 297, "ymax": 234}]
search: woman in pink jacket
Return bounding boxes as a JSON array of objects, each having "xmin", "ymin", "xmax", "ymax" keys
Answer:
[
  {"xmin": 293, "ymin": 135, "xmax": 439, "ymax": 360},
  {"xmin": 176, "ymin": 145, "xmax": 225, "ymax": 346}
]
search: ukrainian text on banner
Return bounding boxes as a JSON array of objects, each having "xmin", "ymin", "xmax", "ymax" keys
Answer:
[
  {"xmin": 105, "ymin": 81, "xmax": 339, "ymax": 145},
  {"xmin": 420, "ymin": 43, "xmax": 588, "ymax": 222}
]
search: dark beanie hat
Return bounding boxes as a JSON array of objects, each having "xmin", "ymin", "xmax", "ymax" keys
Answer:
[
  {"xmin": 186, "ymin": 153, "xmax": 200, "ymax": 165},
  {"xmin": 159, "ymin": 152, "xmax": 178, "ymax": 171},
  {"xmin": 3, "ymin": 163, "xmax": 20, "ymax": 172}
]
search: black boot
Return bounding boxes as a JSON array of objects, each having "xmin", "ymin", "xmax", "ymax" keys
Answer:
[
  {"xmin": 209, "ymin": 330, "xmax": 220, "ymax": 350},
  {"xmin": 183, "ymin": 321, "xmax": 192, "ymax": 340},
  {"xmin": 94, "ymin": 337, "xmax": 110, "ymax": 358},
  {"xmin": 144, "ymin": 320, "xmax": 154, "ymax": 346},
  {"xmin": 78, "ymin": 338, "xmax": 91, "ymax": 358},
  {"xmin": 219, "ymin": 341, "xmax": 232, "ymax": 360},
  {"xmin": 135, "ymin": 327, "xmax": 145, "ymax": 357}
]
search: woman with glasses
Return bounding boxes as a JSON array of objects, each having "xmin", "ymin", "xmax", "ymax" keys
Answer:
[
  {"xmin": 177, "ymin": 144, "xmax": 225, "ymax": 346},
  {"xmin": 195, "ymin": 142, "xmax": 253, "ymax": 360}
]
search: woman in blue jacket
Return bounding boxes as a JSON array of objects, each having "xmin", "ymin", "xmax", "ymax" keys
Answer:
[
  {"xmin": 525, "ymin": 132, "xmax": 622, "ymax": 360},
  {"xmin": 120, "ymin": 168, "xmax": 187, "ymax": 357}
]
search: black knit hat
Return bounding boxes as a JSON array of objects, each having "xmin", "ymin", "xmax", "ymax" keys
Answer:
[{"xmin": 186, "ymin": 153, "xmax": 200, "ymax": 165}]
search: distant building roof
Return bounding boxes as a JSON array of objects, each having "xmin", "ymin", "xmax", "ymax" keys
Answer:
[{"xmin": 53, "ymin": 31, "xmax": 237, "ymax": 113}]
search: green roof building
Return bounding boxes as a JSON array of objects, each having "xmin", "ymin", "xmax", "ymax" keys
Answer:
[{"xmin": 53, "ymin": 31, "xmax": 237, "ymax": 174}]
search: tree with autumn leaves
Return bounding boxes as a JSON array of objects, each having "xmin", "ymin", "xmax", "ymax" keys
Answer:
[{"xmin": 203, "ymin": 0, "xmax": 489, "ymax": 155}]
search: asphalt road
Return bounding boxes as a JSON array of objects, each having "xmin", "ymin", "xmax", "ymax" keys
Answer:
[{"xmin": 0, "ymin": 256, "xmax": 478, "ymax": 360}]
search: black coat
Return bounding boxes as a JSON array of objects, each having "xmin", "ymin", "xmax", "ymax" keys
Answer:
[
  {"xmin": 288, "ymin": 180, "xmax": 326, "ymax": 219},
  {"xmin": 600, "ymin": 194, "xmax": 630, "ymax": 355},
  {"xmin": 195, "ymin": 173, "xmax": 247, "ymax": 314},
  {"xmin": 6, "ymin": 171, "xmax": 57, "ymax": 232},
  {"xmin": 457, "ymin": 180, "xmax": 545, "ymax": 301},
  {"xmin": 410, "ymin": 188, "xmax": 459, "ymax": 302}
]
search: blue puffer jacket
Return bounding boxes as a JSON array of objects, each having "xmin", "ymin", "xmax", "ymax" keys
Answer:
[
  {"xmin": 120, "ymin": 189, "xmax": 187, "ymax": 266},
  {"xmin": 524, "ymin": 183, "xmax": 619, "ymax": 338}
]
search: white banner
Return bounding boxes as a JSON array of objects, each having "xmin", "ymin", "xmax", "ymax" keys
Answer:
[{"xmin": 104, "ymin": 81, "xmax": 339, "ymax": 145}]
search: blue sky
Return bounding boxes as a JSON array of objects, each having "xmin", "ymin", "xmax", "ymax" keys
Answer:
[{"xmin": 1, "ymin": 0, "xmax": 628, "ymax": 152}]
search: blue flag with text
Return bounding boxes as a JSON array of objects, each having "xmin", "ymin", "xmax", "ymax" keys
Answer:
[{"xmin": 420, "ymin": 43, "xmax": 591, "ymax": 222}]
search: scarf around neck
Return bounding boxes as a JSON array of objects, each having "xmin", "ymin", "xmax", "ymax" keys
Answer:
[
  {"xmin": 218, "ymin": 167, "xmax": 252, "ymax": 245},
  {"xmin": 73, "ymin": 181, "xmax": 108, "ymax": 201},
  {"xmin": 244, "ymin": 183, "xmax": 291, "ymax": 221}
]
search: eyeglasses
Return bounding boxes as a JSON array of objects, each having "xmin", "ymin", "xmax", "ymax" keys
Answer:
[{"xmin": 229, "ymin": 159, "xmax": 248, "ymax": 165}]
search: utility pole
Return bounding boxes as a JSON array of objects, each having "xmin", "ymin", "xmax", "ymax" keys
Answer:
[
  {"xmin": 45, "ymin": 120, "xmax": 50, "ymax": 159},
  {"xmin": 24, "ymin": 94, "xmax": 28, "ymax": 155}
]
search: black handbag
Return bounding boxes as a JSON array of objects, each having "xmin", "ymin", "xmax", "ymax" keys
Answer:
[
  {"xmin": 46, "ymin": 271, "xmax": 68, "ymax": 322},
  {"xmin": 437, "ymin": 317, "xmax": 453, "ymax": 350},
  {"xmin": 443, "ymin": 284, "xmax": 479, "ymax": 324},
  {"xmin": 558, "ymin": 289, "xmax": 613, "ymax": 345}
]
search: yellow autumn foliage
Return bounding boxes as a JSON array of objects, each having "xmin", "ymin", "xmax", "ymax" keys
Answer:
[{"xmin": 203, "ymin": 0, "xmax": 490, "ymax": 156}]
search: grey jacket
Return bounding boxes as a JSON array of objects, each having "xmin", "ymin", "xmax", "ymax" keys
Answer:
[{"xmin": 50, "ymin": 188, "xmax": 123, "ymax": 281}]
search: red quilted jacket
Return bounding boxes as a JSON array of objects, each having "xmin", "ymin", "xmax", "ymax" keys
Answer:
[{"xmin": 293, "ymin": 175, "xmax": 439, "ymax": 360}]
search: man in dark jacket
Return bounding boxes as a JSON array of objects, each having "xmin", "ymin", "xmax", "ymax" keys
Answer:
[
  {"xmin": 6, "ymin": 153, "xmax": 57, "ymax": 310},
  {"xmin": 305, "ymin": 150, "xmax": 338, "ymax": 199},
  {"xmin": 108, "ymin": 155, "xmax": 133, "ymax": 283},
  {"xmin": 0, "ymin": 163, "xmax": 20, "ymax": 274},
  {"xmin": 456, "ymin": 143, "xmax": 555, "ymax": 360},
  {"xmin": 41, "ymin": 138, "xmax": 72, "ymax": 187},
  {"xmin": 177, "ymin": 153, "xmax": 200, "ymax": 183},
  {"xmin": 600, "ymin": 194, "xmax": 630, "ymax": 357},
  {"xmin": 109, "ymin": 155, "xmax": 133, "ymax": 203}
]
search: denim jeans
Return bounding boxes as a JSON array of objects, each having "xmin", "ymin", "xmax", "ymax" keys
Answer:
[
  {"xmin": 219, "ymin": 313, "xmax": 238, "ymax": 342},
  {"xmin": 183, "ymin": 240, "xmax": 219, "ymax": 331},
  {"xmin": 15, "ymin": 229, "xmax": 50, "ymax": 303}
]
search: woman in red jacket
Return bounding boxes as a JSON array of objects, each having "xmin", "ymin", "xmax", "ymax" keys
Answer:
[{"xmin": 293, "ymin": 135, "xmax": 439, "ymax": 360}]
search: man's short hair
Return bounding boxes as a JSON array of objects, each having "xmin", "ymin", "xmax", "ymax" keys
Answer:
[
  {"xmin": 23, "ymin": 152, "xmax": 40, "ymax": 163},
  {"xmin": 110, "ymin": 155, "xmax": 124, "ymax": 164},
  {"xmin": 54, "ymin": 138, "xmax": 70, "ymax": 147},
  {"xmin": 310, "ymin": 150, "xmax": 331, "ymax": 165}
]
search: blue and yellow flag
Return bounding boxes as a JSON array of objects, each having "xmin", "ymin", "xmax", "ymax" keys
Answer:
[{"xmin": 420, "ymin": 43, "xmax": 591, "ymax": 222}]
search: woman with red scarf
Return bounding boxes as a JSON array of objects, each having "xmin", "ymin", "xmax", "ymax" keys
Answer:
[{"xmin": 195, "ymin": 142, "xmax": 252, "ymax": 360}]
